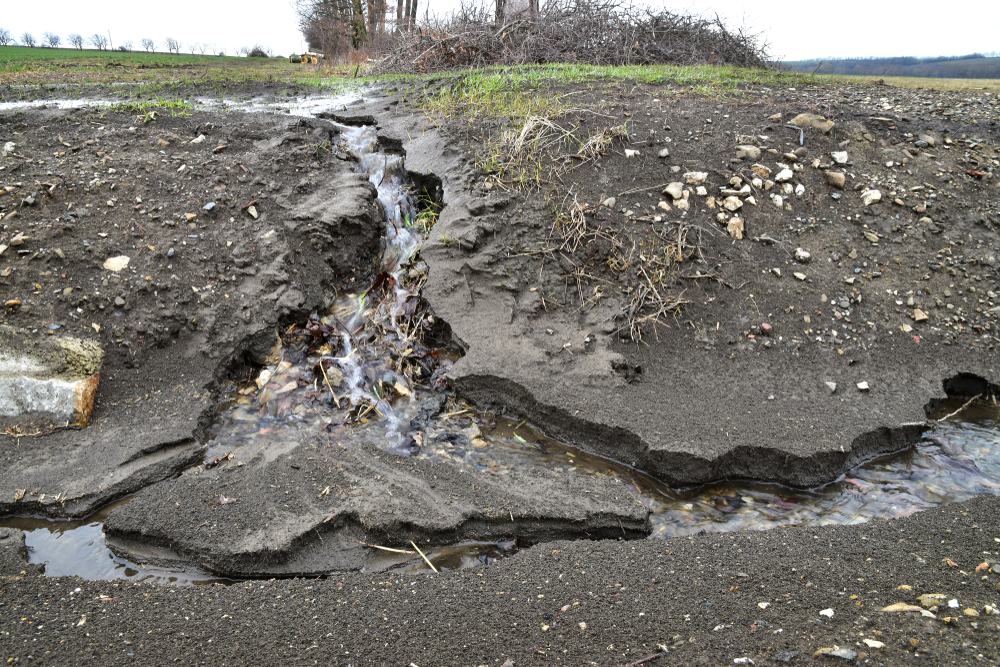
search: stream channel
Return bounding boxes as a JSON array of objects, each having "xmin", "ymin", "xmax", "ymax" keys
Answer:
[{"xmin": 3, "ymin": 103, "xmax": 1000, "ymax": 584}]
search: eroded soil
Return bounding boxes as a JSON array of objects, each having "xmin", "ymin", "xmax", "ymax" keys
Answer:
[{"xmin": 2, "ymin": 77, "xmax": 1000, "ymax": 664}]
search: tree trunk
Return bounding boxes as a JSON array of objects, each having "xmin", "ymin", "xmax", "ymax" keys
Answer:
[
  {"xmin": 367, "ymin": 0, "xmax": 376, "ymax": 34},
  {"xmin": 409, "ymin": 0, "xmax": 418, "ymax": 30},
  {"xmin": 403, "ymin": 0, "xmax": 411, "ymax": 30},
  {"xmin": 496, "ymin": 0, "xmax": 505, "ymax": 24},
  {"xmin": 396, "ymin": 0, "xmax": 403, "ymax": 32}
]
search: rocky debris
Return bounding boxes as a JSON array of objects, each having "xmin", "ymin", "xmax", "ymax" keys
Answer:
[
  {"xmin": 663, "ymin": 182, "xmax": 684, "ymax": 199},
  {"xmin": 824, "ymin": 171, "xmax": 846, "ymax": 188}
]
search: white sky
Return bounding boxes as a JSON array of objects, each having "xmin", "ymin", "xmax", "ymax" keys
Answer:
[{"xmin": 2, "ymin": 0, "xmax": 998, "ymax": 62}]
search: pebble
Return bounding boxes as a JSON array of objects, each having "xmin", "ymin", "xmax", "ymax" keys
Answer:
[
  {"xmin": 857, "ymin": 381, "xmax": 870, "ymax": 392},
  {"xmin": 831, "ymin": 151, "xmax": 849, "ymax": 165},
  {"xmin": 663, "ymin": 183, "xmax": 684, "ymax": 200},
  {"xmin": 203, "ymin": 202, "xmax": 216, "ymax": 212},
  {"xmin": 684, "ymin": 172, "xmax": 708, "ymax": 186},
  {"xmin": 602, "ymin": 197, "xmax": 616, "ymax": 208},
  {"xmin": 723, "ymin": 196, "xmax": 743, "ymax": 211},
  {"xmin": 114, "ymin": 297, "xmax": 125, "ymax": 307},
  {"xmin": 825, "ymin": 382, "xmax": 837, "ymax": 393},
  {"xmin": 657, "ymin": 148, "xmax": 670, "ymax": 158},
  {"xmin": 861, "ymin": 190, "xmax": 881, "ymax": 206},
  {"xmin": 735, "ymin": 145, "xmax": 761, "ymax": 160},
  {"xmin": 794, "ymin": 248, "xmax": 811, "ymax": 263},
  {"xmin": 774, "ymin": 168, "xmax": 794, "ymax": 183},
  {"xmin": 824, "ymin": 171, "xmax": 846, "ymax": 189}
]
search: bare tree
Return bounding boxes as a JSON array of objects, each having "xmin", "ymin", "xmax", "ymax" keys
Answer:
[
  {"xmin": 121, "ymin": 40, "xmax": 133, "ymax": 51},
  {"xmin": 141, "ymin": 38, "xmax": 154, "ymax": 52},
  {"xmin": 217, "ymin": 47, "xmax": 226, "ymax": 56},
  {"xmin": 164, "ymin": 37, "xmax": 180, "ymax": 54},
  {"xmin": 198, "ymin": 42, "xmax": 210, "ymax": 55},
  {"xmin": 189, "ymin": 42, "xmax": 199, "ymax": 54},
  {"xmin": 237, "ymin": 45, "xmax": 249, "ymax": 56},
  {"xmin": 68, "ymin": 33, "xmax": 84, "ymax": 49},
  {"xmin": 0, "ymin": 28, "xmax": 12, "ymax": 46},
  {"xmin": 22, "ymin": 32, "xmax": 36, "ymax": 47},
  {"xmin": 43, "ymin": 32, "xmax": 61, "ymax": 48},
  {"xmin": 88, "ymin": 33, "xmax": 108, "ymax": 50}
]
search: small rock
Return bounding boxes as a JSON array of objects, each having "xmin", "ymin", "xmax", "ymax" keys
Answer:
[
  {"xmin": 114, "ymin": 296, "xmax": 125, "ymax": 307},
  {"xmin": 789, "ymin": 113, "xmax": 834, "ymax": 133},
  {"xmin": 771, "ymin": 268, "xmax": 781, "ymax": 277},
  {"xmin": 964, "ymin": 608, "xmax": 979, "ymax": 617},
  {"xmin": 727, "ymin": 218, "xmax": 744, "ymax": 240},
  {"xmin": 824, "ymin": 171, "xmax": 846, "ymax": 189},
  {"xmin": 602, "ymin": 197, "xmax": 617, "ymax": 208},
  {"xmin": 864, "ymin": 231, "xmax": 879, "ymax": 243},
  {"xmin": 103, "ymin": 256, "xmax": 130, "ymax": 272},
  {"xmin": 774, "ymin": 168, "xmax": 794, "ymax": 183},
  {"xmin": 185, "ymin": 213, "xmax": 197, "ymax": 222},
  {"xmin": 657, "ymin": 148, "xmax": 670, "ymax": 158},
  {"xmin": 771, "ymin": 194, "xmax": 783, "ymax": 208},
  {"xmin": 751, "ymin": 164, "xmax": 771, "ymax": 178},
  {"xmin": 695, "ymin": 186, "xmax": 708, "ymax": 196},
  {"xmin": 190, "ymin": 134, "xmax": 206, "ymax": 144},
  {"xmin": 819, "ymin": 608, "xmax": 834, "ymax": 618},
  {"xmin": 760, "ymin": 322, "xmax": 772, "ymax": 336},
  {"xmin": 684, "ymin": 172, "xmax": 708, "ymax": 186},
  {"xmin": 861, "ymin": 190, "xmax": 881, "ymax": 206},
  {"xmin": 669, "ymin": 166, "xmax": 681, "ymax": 173},
  {"xmin": 794, "ymin": 248, "xmax": 811, "ymax": 263},
  {"xmin": 657, "ymin": 200, "xmax": 670, "ymax": 210},
  {"xmin": 794, "ymin": 183, "xmax": 805, "ymax": 196},
  {"xmin": 831, "ymin": 151, "xmax": 849, "ymax": 165},
  {"xmin": 203, "ymin": 202, "xmax": 216, "ymax": 212},
  {"xmin": 862, "ymin": 639, "xmax": 884, "ymax": 649},
  {"xmin": 723, "ymin": 196, "xmax": 743, "ymax": 212},
  {"xmin": 793, "ymin": 272, "xmax": 807, "ymax": 281},
  {"xmin": 825, "ymin": 382, "xmax": 837, "ymax": 393},
  {"xmin": 857, "ymin": 381, "xmax": 870, "ymax": 392},
  {"xmin": 912, "ymin": 309, "xmax": 928, "ymax": 322},
  {"xmin": 1, "ymin": 141, "xmax": 15, "ymax": 156},
  {"xmin": 247, "ymin": 205, "xmax": 259, "ymax": 219},
  {"xmin": 735, "ymin": 145, "xmax": 761, "ymax": 160},
  {"xmin": 663, "ymin": 183, "xmax": 684, "ymax": 200},
  {"xmin": 918, "ymin": 134, "xmax": 936, "ymax": 147}
]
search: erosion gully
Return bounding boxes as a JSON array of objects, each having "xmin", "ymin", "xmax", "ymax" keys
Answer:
[{"xmin": 3, "ymin": 100, "xmax": 1000, "ymax": 585}]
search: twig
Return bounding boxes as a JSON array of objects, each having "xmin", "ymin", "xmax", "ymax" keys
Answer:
[
  {"xmin": 620, "ymin": 652, "xmax": 666, "ymax": 667},
  {"xmin": 358, "ymin": 541, "xmax": 416, "ymax": 554},
  {"xmin": 937, "ymin": 394, "xmax": 982, "ymax": 422},
  {"xmin": 411, "ymin": 541, "xmax": 438, "ymax": 572}
]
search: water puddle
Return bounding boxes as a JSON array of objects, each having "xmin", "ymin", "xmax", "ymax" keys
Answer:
[
  {"xmin": 0, "ymin": 498, "xmax": 232, "ymax": 585},
  {"xmin": 3, "ymin": 111, "xmax": 1000, "ymax": 581},
  {"xmin": 0, "ymin": 88, "xmax": 372, "ymax": 116}
]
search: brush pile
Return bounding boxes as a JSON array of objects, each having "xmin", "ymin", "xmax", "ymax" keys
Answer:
[{"xmin": 372, "ymin": 0, "xmax": 770, "ymax": 73}]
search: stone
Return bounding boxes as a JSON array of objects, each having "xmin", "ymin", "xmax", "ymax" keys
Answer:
[
  {"xmin": 602, "ymin": 197, "xmax": 616, "ymax": 209},
  {"xmin": 723, "ymin": 196, "xmax": 743, "ymax": 212},
  {"xmin": 103, "ymin": 255, "xmax": 130, "ymax": 272},
  {"xmin": 864, "ymin": 231, "xmax": 879, "ymax": 243},
  {"xmin": 683, "ymin": 172, "xmax": 708, "ymax": 186},
  {"xmin": 735, "ymin": 145, "xmax": 761, "ymax": 160},
  {"xmin": 751, "ymin": 164, "xmax": 771, "ymax": 178},
  {"xmin": 912, "ymin": 309, "xmax": 928, "ymax": 322},
  {"xmin": 795, "ymin": 248, "xmax": 811, "ymax": 263},
  {"xmin": 190, "ymin": 134, "xmax": 206, "ymax": 144},
  {"xmin": 695, "ymin": 186, "xmax": 707, "ymax": 197},
  {"xmin": 771, "ymin": 194, "xmax": 783, "ymax": 208},
  {"xmin": 675, "ymin": 199, "xmax": 690, "ymax": 211},
  {"xmin": 793, "ymin": 272, "xmax": 807, "ymax": 281},
  {"xmin": 831, "ymin": 151, "xmax": 849, "ymax": 165},
  {"xmin": 663, "ymin": 183, "xmax": 684, "ymax": 200},
  {"xmin": 114, "ymin": 296, "xmax": 126, "ymax": 307},
  {"xmin": 1, "ymin": 141, "xmax": 15, "ymax": 156},
  {"xmin": 203, "ymin": 202, "xmax": 216, "ymax": 212},
  {"xmin": 727, "ymin": 218, "xmax": 744, "ymax": 240},
  {"xmin": 964, "ymin": 608, "xmax": 979, "ymax": 617},
  {"xmin": 795, "ymin": 183, "xmax": 805, "ymax": 196},
  {"xmin": 793, "ymin": 147, "xmax": 808, "ymax": 157},
  {"xmin": 0, "ymin": 325, "xmax": 104, "ymax": 430},
  {"xmin": 775, "ymin": 168, "xmax": 794, "ymax": 182},
  {"xmin": 918, "ymin": 134, "xmax": 936, "ymax": 147},
  {"xmin": 861, "ymin": 190, "xmax": 881, "ymax": 206},
  {"xmin": 825, "ymin": 382, "xmax": 837, "ymax": 393},
  {"xmin": 824, "ymin": 171, "xmax": 846, "ymax": 189},
  {"xmin": 658, "ymin": 148, "xmax": 670, "ymax": 158},
  {"xmin": 789, "ymin": 113, "xmax": 835, "ymax": 133},
  {"xmin": 863, "ymin": 639, "xmax": 885, "ymax": 649},
  {"xmin": 247, "ymin": 205, "xmax": 259, "ymax": 219},
  {"xmin": 857, "ymin": 381, "xmax": 870, "ymax": 392}
]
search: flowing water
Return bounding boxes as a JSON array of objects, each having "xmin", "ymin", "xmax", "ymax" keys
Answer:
[{"xmin": 3, "ymin": 114, "xmax": 1000, "ymax": 581}]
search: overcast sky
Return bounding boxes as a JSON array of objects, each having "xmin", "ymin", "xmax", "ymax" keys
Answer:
[{"xmin": 2, "ymin": 1, "xmax": 998, "ymax": 61}]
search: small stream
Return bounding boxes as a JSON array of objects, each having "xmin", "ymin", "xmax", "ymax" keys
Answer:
[{"xmin": 3, "ymin": 103, "xmax": 1000, "ymax": 582}]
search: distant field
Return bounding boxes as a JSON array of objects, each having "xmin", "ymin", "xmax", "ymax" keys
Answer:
[
  {"xmin": 785, "ymin": 56, "xmax": 1000, "ymax": 80},
  {"xmin": 0, "ymin": 45, "xmax": 330, "ymax": 84},
  {"xmin": 814, "ymin": 73, "xmax": 1000, "ymax": 94}
]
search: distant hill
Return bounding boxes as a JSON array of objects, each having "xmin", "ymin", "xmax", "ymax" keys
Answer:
[{"xmin": 783, "ymin": 54, "xmax": 1000, "ymax": 79}]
